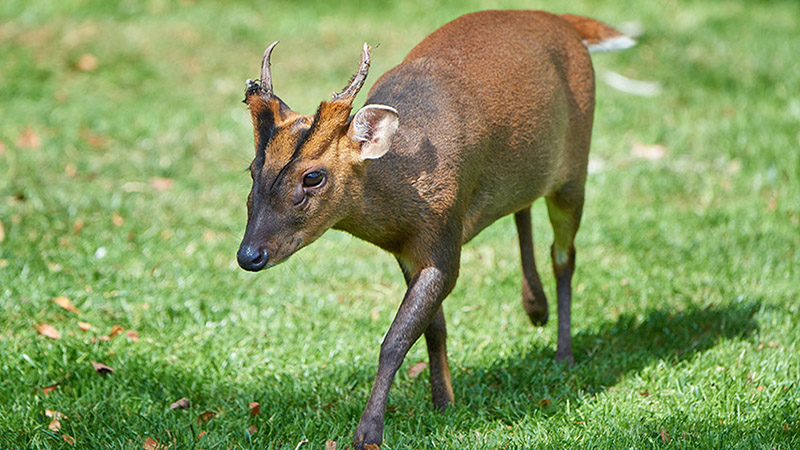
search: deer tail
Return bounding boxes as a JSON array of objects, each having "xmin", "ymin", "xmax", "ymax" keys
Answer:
[{"xmin": 560, "ymin": 14, "xmax": 636, "ymax": 53}]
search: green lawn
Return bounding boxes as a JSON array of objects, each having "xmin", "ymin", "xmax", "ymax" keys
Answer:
[{"xmin": 1, "ymin": 0, "xmax": 798, "ymax": 448}]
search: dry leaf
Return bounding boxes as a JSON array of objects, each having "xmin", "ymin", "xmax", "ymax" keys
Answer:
[
  {"xmin": 65, "ymin": 163, "xmax": 77, "ymax": 177},
  {"xmin": 756, "ymin": 385, "xmax": 765, "ymax": 391},
  {"xmin": 143, "ymin": 437, "xmax": 169, "ymax": 450},
  {"xmin": 85, "ymin": 133, "xmax": 109, "ymax": 149},
  {"xmin": 249, "ymin": 401, "xmax": 260, "ymax": 416},
  {"xmin": 325, "ymin": 441, "xmax": 337, "ymax": 450},
  {"xmin": 108, "ymin": 324, "xmax": 124, "ymax": 338},
  {"xmin": 36, "ymin": 323, "xmax": 60, "ymax": 339},
  {"xmin": 768, "ymin": 341, "xmax": 779, "ymax": 348},
  {"xmin": 126, "ymin": 330, "xmax": 140, "ymax": 342},
  {"xmin": 631, "ymin": 143, "xmax": 666, "ymax": 160},
  {"xmin": 112, "ymin": 213, "xmax": 124, "ymax": 227},
  {"xmin": 17, "ymin": 127, "xmax": 42, "ymax": 149},
  {"xmin": 73, "ymin": 219, "xmax": 84, "ymax": 235},
  {"xmin": 0, "ymin": 220, "xmax": 5, "ymax": 243},
  {"xmin": 197, "ymin": 411, "xmax": 218, "ymax": 425},
  {"xmin": 198, "ymin": 431, "xmax": 207, "ymax": 439},
  {"xmin": 78, "ymin": 321, "xmax": 92, "ymax": 332},
  {"xmin": 170, "ymin": 397, "xmax": 190, "ymax": 410},
  {"xmin": 48, "ymin": 419, "xmax": 61, "ymax": 431},
  {"xmin": 62, "ymin": 434, "xmax": 75, "ymax": 445},
  {"xmin": 246, "ymin": 424, "xmax": 257, "ymax": 436},
  {"xmin": 40, "ymin": 383, "xmax": 59, "ymax": 395},
  {"xmin": 76, "ymin": 53, "xmax": 98, "ymax": 72},
  {"xmin": 45, "ymin": 409, "xmax": 66, "ymax": 420},
  {"xmin": 538, "ymin": 398, "xmax": 552, "ymax": 408},
  {"xmin": 90, "ymin": 360, "xmax": 115, "ymax": 374},
  {"xmin": 660, "ymin": 429, "xmax": 670, "ymax": 442},
  {"xmin": 53, "ymin": 296, "xmax": 80, "ymax": 314},
  {"xmin": 407, "ymin": 361, "xmax": 427, "ymax": 379},
  {"xmin": 150, "ymin": 177, "xmax": 174, "ymax": 191}
]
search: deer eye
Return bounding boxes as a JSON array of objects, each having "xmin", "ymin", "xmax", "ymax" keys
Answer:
[{"xmin": 302, "ymin": 170, "xmax": 326, "ymax": 188}]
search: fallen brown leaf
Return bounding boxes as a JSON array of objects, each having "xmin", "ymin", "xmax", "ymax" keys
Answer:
[
  {"xmin": 73, "ymin": 219, "xmax": 84, "ymax": 235},
  {"xmin": 36, "ymin": 323, "xmax": 60, "ymax": 339},
  {"xmin": 62, "ymin": 434, "xmax": 75, "ymax": 445},
  {"xmin": 756, "ymin": 385, "xmax": 765, "ymax": 391},
  {"xmin": 170, "ymin": 397, "xmax": 190, "ymax": 410},
  {"xmin": 197, "ymin": 411, "xmax": 218, "ymax": 425},
  {"xmin": 143, "ymin": 436, "xmax": 169, "ymax": 450},
  {"xmin": 17, "ymin": 127, "xmax": 42, "ymax": 149},
  {"xmin": 112, "ymin": 213, "xmax": 124, "ymax": 227},
  {"xmin": 53, "ymin": 296, "xmax": 80, "ymax": 314},
  {"xmin": 407, "ymin": 361, "xmax": 427, "ymax": 379},
  {"xmin": 108, "ymin": 324, "xmax": 124, "ymax": 338},
  {"xmin": 90, "ymin": 360, "xmax": 115, "ymax": 374},
  {"xmin": 78, "ymin": 321, "xmax": 92, "ymax": 332},
  {"xmin": 768, "ymin": 341, "xmax": 779, "ymax": 348},
  {"xmin": 40, "ymin": 383, "xmax": 59, "ymax": 395},
  {"xmin": 538, "ymin": 398, "xmax": 552, "ymax": 408},
  {"xmin": 198, "ymin": 430, "xmax": 207, "ymax": 439},
  {"xmin": 660, "ymin": 429, "xmax": 670, "ymax": 442},
  {"xmin": 150, "ymin": 177, "xmax": 174, "ymax": 191},
  {"xmin": 246, "ymin": 424, "xmax": 257, "ymax": 436},
  {"xmin": 76, "ymin": 53, "xmax": 98, "ymax": 72},
  {"xmin": 48, "ymin": 419, "xmax": 61, "ymax": 431},
  {"xmin": 325, "ymin": 440, "xmax": 337, "ymax": 450},
  {"xmin": 249, "ymin": 401, "xmax": 260, "ymax": 416},
  {"xmin": 126, "ymin": 330, "xmax": 140, "ymax": 342}
]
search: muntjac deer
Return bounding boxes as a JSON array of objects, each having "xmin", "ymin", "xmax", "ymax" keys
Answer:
[{"xmin": 237, "ymin": 10, "xmax": 633, "ymax": 448}]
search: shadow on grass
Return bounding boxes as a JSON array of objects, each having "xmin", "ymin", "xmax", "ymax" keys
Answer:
[
  {"xmin": 447, "ymin": 300, "xmax": 761, "ymax": 422},
  {"xmin": 17, "ymin": 301, "xmax": 760, "ymax": 449}
]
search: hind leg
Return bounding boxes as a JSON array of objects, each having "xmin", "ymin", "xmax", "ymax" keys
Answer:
[
  {"xmin": 514, "ymin": 206, "xmax": 549, "ymax": 326},
  {"xmin": 545, "ymin": 183, "xmax": 585, "ymax": 366}
]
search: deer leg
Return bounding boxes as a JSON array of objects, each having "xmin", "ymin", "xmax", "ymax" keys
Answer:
[
  {"xmin": 424, "ymin": 306, "xmax": 454, "ymax": 410},
  {"xmin": 545, "ymin": 188, "xmax": 584, "ymax": 366},
  {"xmin": 398, "ymin": 262, "xmax": 454, "ymax": 411},
  {"xmin": 354, "ymin": 259, "xmax": 459, "ymax": 449},
  {"xmin": 514, "ymin": 206, "xmax": 549, "ymax": 326}
]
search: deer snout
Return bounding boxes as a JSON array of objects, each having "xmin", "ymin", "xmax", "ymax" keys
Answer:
[{"xmin": 237, "ymin": 244, "xmax": 268, "ymax": 272}]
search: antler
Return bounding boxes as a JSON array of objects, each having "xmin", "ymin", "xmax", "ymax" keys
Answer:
[
  {"xmin": 246, "ymin": 41, "xmax": 280, "ymax": 99},
  {"xmin": 332, "ymin": 43, "xmax": 371, "ymax": 103}
]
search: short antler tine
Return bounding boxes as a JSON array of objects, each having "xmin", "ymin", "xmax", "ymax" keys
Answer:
[
  {"xmin": 260, "ymin": 40, "xmax": 280, "ymax": 96},
  {"xmin": 333, "ymin": 42, "xmax": 372, "ymax": 103}
]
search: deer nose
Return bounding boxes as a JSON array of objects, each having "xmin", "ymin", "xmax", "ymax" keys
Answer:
[{"xmin": 237, "ymin": 245, "xmax": 268, "ymax": 271}]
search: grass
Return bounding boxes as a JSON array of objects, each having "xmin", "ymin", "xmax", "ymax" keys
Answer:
[{"xmin": 1, "ymin": 0, "xmax": 798, "ymax": 448}]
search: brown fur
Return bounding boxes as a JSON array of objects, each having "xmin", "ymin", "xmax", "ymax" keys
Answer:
[{"xmin": 237, "ymin": 10, "xmax": 631, "ymax": 449}]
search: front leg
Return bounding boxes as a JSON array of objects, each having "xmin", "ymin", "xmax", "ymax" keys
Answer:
[{"xmin": 354, "ymin": 261, "xmax": 459, "ymax": 449}]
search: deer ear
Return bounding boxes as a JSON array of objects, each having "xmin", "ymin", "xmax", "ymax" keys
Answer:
[{"xmin": 348, "ymin": 104, "xmax": 399, "ymax": 160}]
